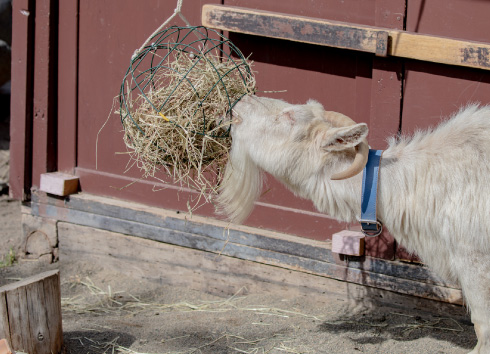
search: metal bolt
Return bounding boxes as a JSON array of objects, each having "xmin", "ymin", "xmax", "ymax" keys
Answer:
[{"xmin": 37, "ymin": 333, "xmax": 44, "ymax": 341}]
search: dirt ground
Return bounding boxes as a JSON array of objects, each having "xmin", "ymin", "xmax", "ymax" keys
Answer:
[{"xmin": 0, "ymin": 194, "xmax": 480, "ymax": 354}]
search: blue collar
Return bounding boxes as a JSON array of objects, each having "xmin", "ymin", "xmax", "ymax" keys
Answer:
[{"xmin": 360, "ymin": 149, "xmax": 384, "ymax": 237}]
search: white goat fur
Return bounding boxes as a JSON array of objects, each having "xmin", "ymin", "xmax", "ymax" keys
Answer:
[{"xmin": 217, "ymin": 95, "xmax": 490, "ymax": 354}]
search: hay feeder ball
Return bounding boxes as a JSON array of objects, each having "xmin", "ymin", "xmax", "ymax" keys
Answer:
[{"xmin": 119, "ymin": 25, "xmax": 256, "ymax": 192}]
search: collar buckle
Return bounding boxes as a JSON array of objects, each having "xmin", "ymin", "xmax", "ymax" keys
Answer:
[
  {"xmin": 360, "ymin": 149, "xmax": 384, "ymax": 238},
  {"xmin": 360, "ymin": 220, "xmax": 383, "ymax": 237}
]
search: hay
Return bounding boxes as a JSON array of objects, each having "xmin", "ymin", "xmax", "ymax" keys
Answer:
[
  {"xmin": 62, "ymin": 278, "xmax": 313, "ymax": 353},
  {"xmin": 119, "ymin": 26, "xmax": 256, "ymax": 199}
]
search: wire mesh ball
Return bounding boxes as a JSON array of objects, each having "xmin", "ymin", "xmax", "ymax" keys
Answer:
[{"xmin": 119, "ymin": 26, "xmax": 256, "ymax": 193}]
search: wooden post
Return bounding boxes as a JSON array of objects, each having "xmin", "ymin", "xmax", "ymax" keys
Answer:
[{"xmin": 0, "ymin": 270, "xmax": 63, "ymax": 354}]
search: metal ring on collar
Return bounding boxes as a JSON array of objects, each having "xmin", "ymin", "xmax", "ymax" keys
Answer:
[{"xmin": 361, "ymin": 220, "xmax": 383, "ymax": 237}]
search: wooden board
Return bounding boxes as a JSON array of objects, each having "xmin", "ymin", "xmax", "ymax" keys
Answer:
[
  {"xmin": 57, "ymin": 0, "xmax": 79, "ymax": 173},
  {"xmin": 202, "ymin": 4, "xmax": 490, "ymax": 71},
  {"xmin": 0, "ymin": 270, "xmax": 62, "ymax": 354},
  {"xmin": 31, "ymin": 0, "xmax": 57, "ymax": 188},
  {"xmin": 9, "ymin": 0, "xmax": 35, "ymax": 200},
  {"xmin": 30, "ymin": 192, "xmax": 463, "ymax": 304},
  {"xmin": 202, "ymin": 5, "xmax": 386, "ymax": 55},
  {"xmin": 58, "ymin": 221, "xmax": 462, "ymax": 314}
]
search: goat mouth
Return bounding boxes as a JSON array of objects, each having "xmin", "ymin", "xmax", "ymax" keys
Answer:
[{"xmin": 230, "ymin": 109, "xmax": 243, "ymax": 124}]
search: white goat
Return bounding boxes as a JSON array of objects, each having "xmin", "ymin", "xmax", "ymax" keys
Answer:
[{"xmin": 217, "ymin": 95, "xmax": 490, "ymax": 354}]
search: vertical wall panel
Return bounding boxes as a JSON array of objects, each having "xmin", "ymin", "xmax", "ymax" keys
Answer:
[
  {"xmin": 363, "ymin": 0, "xmax": 406, "ymax": 259},
  {"xmin": 57, "ymin": 0, "xmax": 78, "ymax": 173},
  {"xmin": 9, "ymin": 0, "xmax": 35, "ymax": 200},
  {"xmin": 402, "ymin": 0, "xmax": 490, "ymax": 133},
  {"xmin": 31, "ymin": 0, "xmax": 57, "ymax": 187}
]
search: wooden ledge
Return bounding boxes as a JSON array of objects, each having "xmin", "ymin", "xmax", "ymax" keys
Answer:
[{"xmin": 202, "ymin": 4, "xmax": 490, "ymax": 71}]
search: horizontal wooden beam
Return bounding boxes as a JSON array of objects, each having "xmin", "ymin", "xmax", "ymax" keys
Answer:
[
  {"xmin": 29, "ymin": 192, "xmax": 463, "ymax": 304},
  {"xmin": 202, "ymin": 4, "xmax": 490, "ymax": 71}
]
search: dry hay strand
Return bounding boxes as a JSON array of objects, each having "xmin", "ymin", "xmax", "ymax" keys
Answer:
[
  {"xmin": 120, "ymin": 33, "xmax": 256, "ymax": 201},
  {"xmin": 62, "ymin": 277, "xmax": 249, "ymax": 315},
  {"xmin": 62, "ymin": 278, "xmax": 323, "ymax": 323},
  {"xmin": 63, "ymin": 279, "xmax": 314, "ymax": 353},
  {"xmin": 81, "ymin": 334, "xmax": 307, "ymax": 354}
]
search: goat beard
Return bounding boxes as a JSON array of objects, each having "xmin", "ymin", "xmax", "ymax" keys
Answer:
[{"xmin": 216, "ymin": 146, "xmax": 263, "ymax": 223}]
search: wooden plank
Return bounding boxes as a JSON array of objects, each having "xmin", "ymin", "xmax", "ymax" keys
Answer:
[
  {"xmin": 73, "ymin": 166, "xmax": 348, "ymax": 242},
  {"xmin": 25, "ymin": 280, "xmax": 51, "ymax": 354},
  {"xmin": 0, "ymin": 271, "xmax": 62, "ymax": 354},
  {"xmin": 202, "ymin": 5, "xmax": 383, "ymax": 54},
  {"xmin": 9, "ymin": 0, "xmax": 35, "ymax": 200},
  {"xmin": 364, "ymin": 0, "xmax": 405, "ymax": 260},
  {"xmin": 0, "ymin": 271, "xmax": 60, "ymax": 293},
  {"xmin": 31, "ymin": 195, "xmax": 462, "ymax": 303},
  {"xmin": 30, "ymin": 191, "xmax": 455, "ymax": 288},
  {"xmin": 43, "ymin": 272, "xmax": 63, "ymax": 354},
  {"xmin": 57, "ymin": 0, "xmax": 79, "ymax": 173},
  {"xmin": 58, "ymin": 221, "xmax": 462, "ymax": 311},
  {"xmin": 390, "ymin": 31, "xmax": 490, "ymax": 70},
  {"xmin": 0, "ymin": 293, "xmax": 11, "ymax": 343},
  {"xmin": 202, "ymin": 4, "xmax": 490, "ymax": 71},
  {"xmin": 5, "ymin": 287, "xmax": 31, "ymax": 353},
  {"xmin": 31, "ymin": 0, "xmax": 57, "ymax": 188}
]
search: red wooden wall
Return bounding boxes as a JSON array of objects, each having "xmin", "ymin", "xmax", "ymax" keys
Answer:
[{"xmin": 10, "ymin": 0, "xmax": 490, "ymax": 261}]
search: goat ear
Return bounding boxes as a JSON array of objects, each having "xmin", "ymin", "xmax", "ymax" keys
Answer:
[
  {"xmin": 322, "ymin": 123, "xmax": 368, "ymax": 151},
  {"xmin": 280, "ymin": 103, "xmax": 320, "ymax": 124},
  {"xmin": 306, "ymin": 100, "xmax": 325, "ymax": 119}
]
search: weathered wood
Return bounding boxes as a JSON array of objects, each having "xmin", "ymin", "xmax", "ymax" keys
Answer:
[
  {"xmin": 29, "ymin": 191, "xmax": 461, "ymax": 301},
  {"xmin": 58, "ymin": 222, "xmax": 461, "ymax": 314},
  {"xmin": 31, "ymin": 0, "xmax": 58, "ymax": 188},
  {"xmin": 9, "ymin": 0, "xmax": 35, "ymax": 200},
  {"xmin": 0, "ymin": 295, "xmax": 10, "ymax": 343},
  {"xmin": 0, "ymin": 270, "xmax": 62, "ymax": 354},
  {"xmin": 5, "ymin": 287, "xmax": 31, "ymax": 353},
  {"xmin": 202, "ymin": 5, "xmax": 383, "ymax": 54},
  {"xmin": 43, "ymin": 273, "xmax": 63, "ymax": 354},
  {"xmin": 47, "ymin": 200, "xmax": 462, "ymax": 304},
  {"xmin": 202, "ymin": 4, "xmax": 490, "ymax": 71},
  {"xmin": 390, "ymin": 31, "xmax": 490, "ymax": 70},
  {"xmin": 25, "ymin": 280, "xmax": 51, "ymax": 354},
  {"xmin": 30, "ymin": 192, "xmax": 456, "ymax": 289},
  {"xmin": 57, "ymin": 0, "xmax": 79, "ymax": 173}
]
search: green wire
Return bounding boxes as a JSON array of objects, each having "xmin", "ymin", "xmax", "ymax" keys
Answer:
[{"xmin": 119, "ymin": 25, "xmax": 255, "ymax": 153}]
